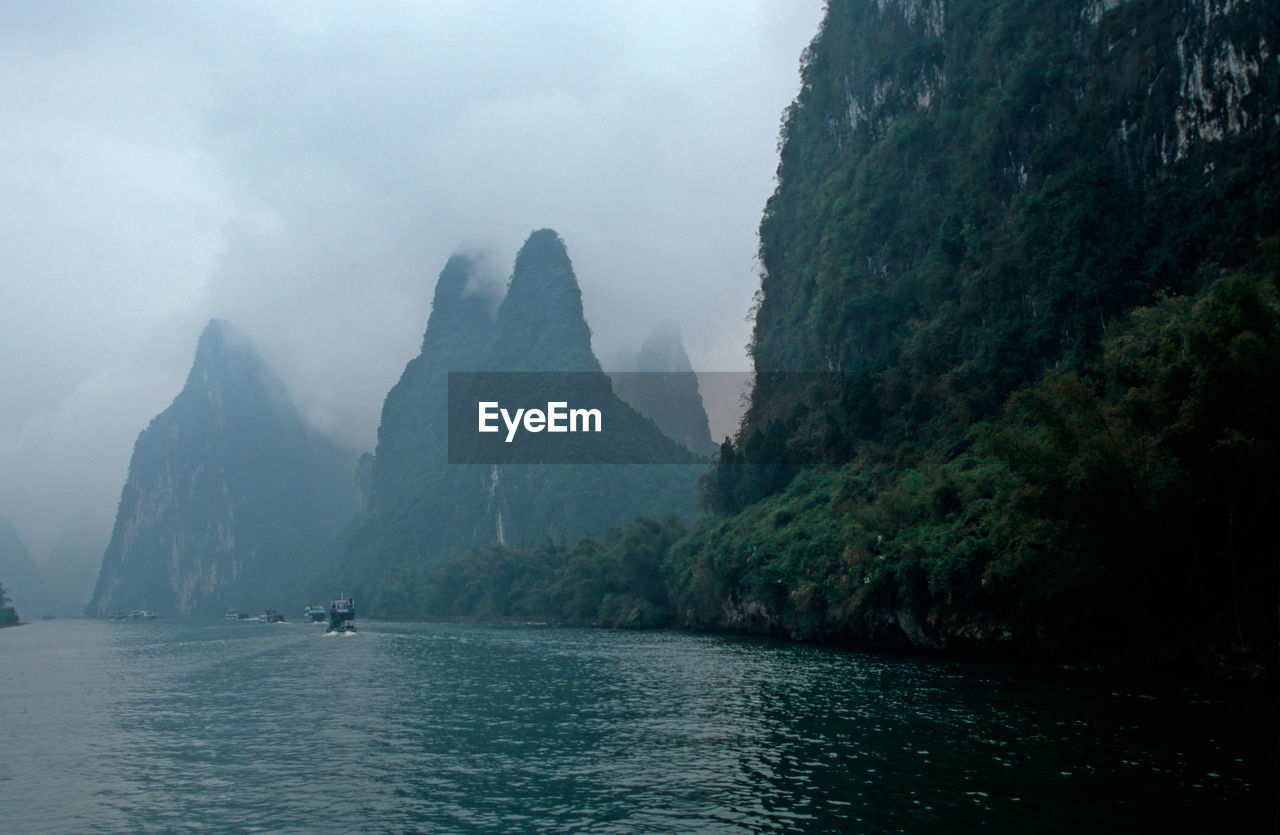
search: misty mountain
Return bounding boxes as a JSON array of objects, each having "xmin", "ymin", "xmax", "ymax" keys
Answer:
[
  {"xmin": 610, "ymin": 320, "xmax": 717, "ymax": 456},
  {"xmin": 367, "ymin": 253, "xmax": 496, "ymax": 519},
  {"xmin": 41, "ymin": 516, "xmax": 107, "ymax": 617},
  {"xmin": 486, "ymin": 229, "xmax": 601, "ymax": 373},
  {"xmin": 0, "ymin": 512, "xmax": 51, "ymax": 620},
  {"xmin": 344, "ymin": 229, "xmax": 703, "ymax": 615},
  {"xmin": 88, "ymin": 320, "xmax": 358, "ymax": 617}
]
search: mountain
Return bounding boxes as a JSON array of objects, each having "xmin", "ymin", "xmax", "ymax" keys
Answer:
[
  {"xmin": 344, "ymin": 230, "xmax": 703, "ymax": 615},
  {"xmin": 668, "ymin": 0, "xmax": 1280, "ymax": 670},
  {"xmin": 367, "ymin": 253, "xmax": 495, "ymax": 519},
  {"xmin": 0, "ymin": 513, "xmax": 51, "ymax": 620},
  {"xmin": 41, "ymin": 515, "xmax": 108, "ymax": 617},
  {"xmin": 610, "ymin": 320, "xmax": 717, "ymax": 456},
  {"xmin": 486, "ymin": 229, "xmax": 600, "ymax": 373},
  {"xmin": 741, "ymin": 0, "xmax": 1278, "ymax": 444},
  {"xmin": 343, "ymin": 253, "xmax": 503, "ymax": 588},
  {"xmin": 88, "ymin": 320, "xmax": 358, "ymax": 617}
]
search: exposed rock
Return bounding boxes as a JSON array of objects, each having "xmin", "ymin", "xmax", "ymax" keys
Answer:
[{"xmin": 88, "ymin": 320, "xmax": 357, "ymax": 617}]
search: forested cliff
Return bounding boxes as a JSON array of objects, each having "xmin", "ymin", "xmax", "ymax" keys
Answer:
[{"xmin": 670, "ymin": 0, "xmax": 1279, "ymax": 670}]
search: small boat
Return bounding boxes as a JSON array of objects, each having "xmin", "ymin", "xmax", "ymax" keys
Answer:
[
  {"xmin": 223, "ymin": 609, "xmax": 240, "ymax": 621},
  {"xmin": 258, "ymin": 609, "xmax": 286, "ymax": 623},
  {"xmin": 113, "ymin": 609, "xmax": 158, "ymax": 621},
  {"xmin": 304, "ymin": 604, "xmax": 328, "ymax": 623},
  {"xmin": 325, "ymin": 596, "xmax": 357, "ymax": 635}
]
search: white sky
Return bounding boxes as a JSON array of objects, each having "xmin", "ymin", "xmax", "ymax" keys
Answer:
[{"xmin": 0, "ymin": 1, "xmax": 824, "ymax": 559}]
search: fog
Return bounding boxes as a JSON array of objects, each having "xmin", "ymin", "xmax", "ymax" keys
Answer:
[{"xmin": 0, "ymin": 1, "xmax": 823, "ymax": 568}]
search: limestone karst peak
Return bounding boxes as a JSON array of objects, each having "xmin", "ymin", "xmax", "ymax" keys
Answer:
[{"xmin": 488, "ymin": 229, "xmax": 600, "ymax": 372}]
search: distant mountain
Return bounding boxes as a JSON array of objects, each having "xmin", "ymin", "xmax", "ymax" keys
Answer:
[
  {"xmin": 485, "ymin": 229, "xmax": 601, "ymax": 373},
  {"xmin": 610, "ymin": 320, "xmax": 717, "ymax": 456},
  {"xmin": 344, "ymin": 230, "xmax": 703, "ymax": 615},
  {"xmin": 0, "ymin": 513, "xmax": 50, "ymax": 620},
  {"xmin": 88, "ymin": 320, "xmax": 358, "ymax": 617},
  {"xmin": 41, "ymin": 515, "xmax": 108, "ymax": 617},
  {"xmin": 366, "ymin": 253, "xmax": 495, "ymax": 519}
]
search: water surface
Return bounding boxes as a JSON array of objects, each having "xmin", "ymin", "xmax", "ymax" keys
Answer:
[{"xmin": 2, "ymin": 619, "xmax": 1272, "ymax": 832}]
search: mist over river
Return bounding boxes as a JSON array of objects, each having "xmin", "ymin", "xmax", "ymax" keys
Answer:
[{"xmin": 2, "ymin": 619, "xmax": 1272, "ymax": 832}]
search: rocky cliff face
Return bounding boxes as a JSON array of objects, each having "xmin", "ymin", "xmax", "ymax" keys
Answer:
[
  {"xmin": 834, "ymin": 0, "xmax": 1272, "ymax": 165},
  {"xmin": 89, "ymin": 320, "xmax": 357, "ymax": 617},
  {"xmin": 751, "ymin": 0, "xmax": 1277, "ymax": 438}
]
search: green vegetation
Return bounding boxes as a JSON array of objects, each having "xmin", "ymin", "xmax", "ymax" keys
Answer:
[
  {"xmin": 371, "ymin": 515, "xmax": 689, "ymax": 629},
  {"xmin": 388, "ymin": 2, "xmax": 1278, "ymax": 673},
  {"xmin": 748, "ymin": 0, "xmax": 1278, "ymax": 453},
  {"xmin": 671, "ymin": 272, "xmax": 1280, "ymax": 664},
  {"xmin": 670, "ymin": 0, "xmax": 1280, "ymax": 669},
  {"xmin": 424, "ymin": 270, "xmax": 1278, "ymax": 673},
  {"xmin": 0, "ymin": 582, "xmax": 19, "ymax": 627}
]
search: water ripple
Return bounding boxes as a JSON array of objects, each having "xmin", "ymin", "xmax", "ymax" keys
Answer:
[{"xmin": 1, "ymin": 620, "xmax": 1272, "ymax": 832}]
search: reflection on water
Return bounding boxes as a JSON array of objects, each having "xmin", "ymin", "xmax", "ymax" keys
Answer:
[{"xmin": 1, "ymin": 619, "xmax": 1273, "ymax": 832}]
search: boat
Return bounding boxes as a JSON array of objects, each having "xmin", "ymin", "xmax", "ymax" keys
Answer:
[
  {"xmin": 324, "ymin": 596, "xmax": 357, "ymax": 635},
  {"xmin": 304, "ymin": 604, "xmax": 328, "ymax": 623},
  {"xmin": 223, "ymin": 609, "xmax": 240, "ymax": 621},
  {"xmin": 113, "ymin": 609, "xmax": 158, "ymax": 621},
  {"xmin": 258, "ymin": 609, "xmax": 286, "ymax": 623}
]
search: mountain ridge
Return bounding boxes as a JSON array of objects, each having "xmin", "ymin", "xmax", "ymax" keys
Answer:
[
  {"xmin": 89, "ymin": 319, "xmax": 358, "ymax": 617},
  {"xmin": 343, "ymin": 229, "xmax": 704, "ymax": 616}
]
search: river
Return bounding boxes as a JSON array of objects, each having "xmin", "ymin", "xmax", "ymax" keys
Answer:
[{"xmin": 1, "ymin": 619, "xmax": 1272, "ymax": 832}]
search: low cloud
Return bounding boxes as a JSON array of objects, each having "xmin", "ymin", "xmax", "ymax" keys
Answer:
[{"xmin": 0, "ymin": 1, "xmax": 823, "ymax": 559}]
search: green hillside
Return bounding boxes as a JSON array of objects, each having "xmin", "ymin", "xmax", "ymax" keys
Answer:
[{"xmin": 670, "ymin": 0, "xmax": 1279, "ymax": 671}]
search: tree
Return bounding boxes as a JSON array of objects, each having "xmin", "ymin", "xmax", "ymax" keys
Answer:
[{"xmin": 0, "ymin": 582, "xmax": 18, "ymax": 627}]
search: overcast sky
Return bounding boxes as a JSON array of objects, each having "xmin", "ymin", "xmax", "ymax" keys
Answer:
[{"xmin": 0, "ymin": 1, "xmax": 824, "ymax": 560}]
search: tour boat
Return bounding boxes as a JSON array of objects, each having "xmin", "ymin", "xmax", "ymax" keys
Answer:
[{"xmin": 324, "ymin": 596, "xmax": 357, "ymax": 635}]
